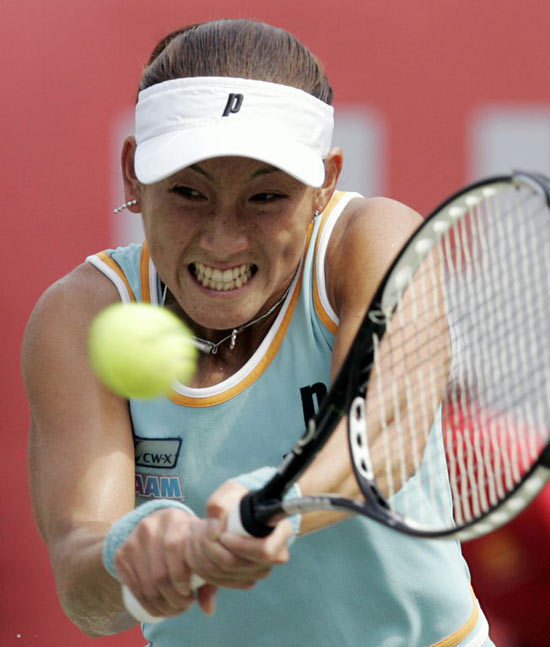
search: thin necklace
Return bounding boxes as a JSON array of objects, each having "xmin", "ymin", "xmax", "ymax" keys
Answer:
[{"xmin": 160, "ymin": 282, "xmax": 291, "ymax": 355}]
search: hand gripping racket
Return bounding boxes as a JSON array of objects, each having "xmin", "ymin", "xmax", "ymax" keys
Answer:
[{"xmin": 124, "ymin": 170, "xmax": 550, "ymax": 622}]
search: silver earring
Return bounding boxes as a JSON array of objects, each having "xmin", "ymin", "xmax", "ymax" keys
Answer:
[
  {"xmin": 313, "ymin": 209, "xmax": 321, "ymax": 220},
  {"xmin": 113, "ymin": 199, "xmax": 138, "ymax": 214}
]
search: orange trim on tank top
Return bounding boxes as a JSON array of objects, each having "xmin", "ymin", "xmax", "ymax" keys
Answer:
[
  {"xmin": 430, "ymin": 589, "xmax": 480, "ymax": 647},
  {"xmin": 312, "ymin": 192, "xmax": 341, "ymax": 335},
  {"xmin": 140, "ymin": 241, "xmax": 152, "ymax": 303},
  {"xmin": 95, "ymin": 251, "xmax": 137, "ymax": 302}
]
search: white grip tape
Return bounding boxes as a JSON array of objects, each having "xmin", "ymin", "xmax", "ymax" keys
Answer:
[
  {"xmin": 122, "ymin": 585, "xmax": 164, "ymax": 624},
  {"xmin": 122, "ymin": 501, "xmax": 245, "ymax": 623},
  {"xmin": 190, "ymin": 572, "xmax": 205, "ymax": 588},
  {"xmin": 226, "ymin": 500, "xmax": 248, "ymax": 535}
]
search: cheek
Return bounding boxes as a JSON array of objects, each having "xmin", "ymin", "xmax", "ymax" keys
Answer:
[
  {"xmin": 141, "ymin": 219, "xmax": 165, "ymax": 257},
  {"xmin": 141, "ymin": 206, "xmax": 187, "ymax": 251},
  {"xmin": 275, "ymin": 219, "xmax": 314, "ymax": 265},
  {"xmin": 141, "ymin": 215, "xmax": 182, "ymax": 278}
]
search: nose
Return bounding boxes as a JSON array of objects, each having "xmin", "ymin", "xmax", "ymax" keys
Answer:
[{"xmin": 199, "ymin": 207, "xmax": 250, "ymax": 255}]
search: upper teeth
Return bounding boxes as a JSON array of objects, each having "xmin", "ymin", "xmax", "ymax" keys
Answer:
[{"xmin": 194, "ymin": 262, "xmax": 253, "ymax": 291}]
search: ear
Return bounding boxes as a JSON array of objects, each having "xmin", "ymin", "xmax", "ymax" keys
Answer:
[
  {"xmin": 120, "ymin": 136, "xmax": 142, "ymax": 213},
  {"xmin": 314, "ymin": 147, "xmax": 343, "ymax": 213}
]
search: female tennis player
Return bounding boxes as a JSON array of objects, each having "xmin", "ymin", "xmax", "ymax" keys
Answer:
[{"xmin": 22, "ymin": 18, "xmax": 493, "ymax": 646}]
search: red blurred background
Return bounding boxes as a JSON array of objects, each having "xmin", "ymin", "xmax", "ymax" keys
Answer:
[{"xmin": 3, "ymin": 1, "xmax": 549, "ymax": 645}]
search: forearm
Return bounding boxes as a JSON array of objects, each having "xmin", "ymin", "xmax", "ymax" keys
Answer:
[
  {"xmin": 49, "ymin": 523, "xmax": 136, "ymax": 637},
  {"xmin": 294, "ymin": 419, "xmax": 356, "ymax": 535},
  {"xmin": 294, "ymin": 414, "xmax": 406, "ymax": 536}
]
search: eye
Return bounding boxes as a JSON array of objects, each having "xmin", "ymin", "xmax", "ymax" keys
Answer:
[
  {"xmin": 171, "ymin": 186, "xmax": 205, "ymax": 200},
  {"xmin": 250, "ymin": 192, "xmax": 285, "ymax": 203}
]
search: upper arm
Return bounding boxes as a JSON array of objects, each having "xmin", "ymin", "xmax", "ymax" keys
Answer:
[
  {"xmin": 297, "ymin": 198, "xmax": 423, "ymax": 529},
  {"xmin": 325, "ymin": 197, "xmax": 423, "ymax": 377},
  {"xmin": 22, "ymin": 263, "xmax": 136, "ymax": 546}
]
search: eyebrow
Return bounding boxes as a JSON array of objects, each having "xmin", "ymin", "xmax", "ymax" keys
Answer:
[{"xmin": 187, "ymin": 162, "xmax": 282, "ymax": 181}]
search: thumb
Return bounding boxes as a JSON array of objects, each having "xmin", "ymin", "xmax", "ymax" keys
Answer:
[{"xmin": 206, "ymin": 482, "xmax": 248, "ymax": 523}]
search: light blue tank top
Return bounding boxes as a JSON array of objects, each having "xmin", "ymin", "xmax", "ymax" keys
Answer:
[{"xmin": 87, "ymin": 191, "xmax": 492, "ymax": 647}]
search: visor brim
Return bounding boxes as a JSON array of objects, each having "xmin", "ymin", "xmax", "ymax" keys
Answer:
[{"xmin": 134, "ymin": 126, "xmax": 326, "ymax": 188}]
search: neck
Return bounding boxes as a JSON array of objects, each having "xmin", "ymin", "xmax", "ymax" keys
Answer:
[{"xmin": 160, "ymin": 283, "xmax": 291, "ymax": 355}]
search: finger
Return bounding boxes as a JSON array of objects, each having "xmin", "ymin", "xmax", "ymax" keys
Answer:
[
  {"xmin": 148, "ymin": 515, "xmax": 205, "ymax": 612},
  {"xmin": 124, "ymin": 548, "xmax": 194, "ymax": 618},
  {"xmin": 117, "ymin": 552, "xmax": 184, "ymax": 620},
  {"xmin": 219, "ymin": 520, "xmax": 292, "ymax": 565},
  {"xmin": 185, "ymin": 521, "xmax": 269, "ymax": 587},
  {"xmin": 197, "ymin": 584, "xmax": 218, "ymax": 616},
  {"xmin": 115, "ymin": 539, "xmax": 166, "ymax": 618},
  {"xmin": 151, "ymin": 558, "xmax": 195, "ymax": 613},
  {"xmin": 116, "ymin": 513, "xmax": 195, "ymax": 618},
  {"xmin": 194, "ymin": 535, "xmax": 275, "ymax": 585},
  {"xmin": 162, "ymin": 520, "xmax": 196, "ymax": 597},
  {"xmin": 206, "ymin": 482, "xmax": 248, "ymax": 522}
]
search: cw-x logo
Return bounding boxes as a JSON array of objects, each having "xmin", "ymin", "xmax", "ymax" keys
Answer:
[
  {"xmin": 222, "ymin": 93, "xmax": 244, "ymax": 116},
  {"xmin": 134, "ymin": 437, "xmax": 182, "ymax": 469}
]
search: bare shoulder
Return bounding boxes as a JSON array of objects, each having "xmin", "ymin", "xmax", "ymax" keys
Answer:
[
  {"xmin": 323, "ymin": 196, "xmax": 423, "ymax": 376},
  {"xmin": 325, "ymin": 196, "xmax": 423, "ymax": 317},
  {"xmin": 330, "ymin": 196, "xmax": 422, "ymax": 262},
  {"xmin": 22, "ymin": 262, "xmax": 120, "ymax": 390},
  {"xmin": 24, "ymin": 262, "xmax": 119, "ymax": 339},
  {"xmin": 27, "ymin": 261, "xmax": 119, "ymax": 322}
]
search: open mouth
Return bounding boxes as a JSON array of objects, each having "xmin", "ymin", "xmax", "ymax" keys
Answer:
[{"xmin": 190, "ymin": 262, "xmax": 257, "ymax": 291}]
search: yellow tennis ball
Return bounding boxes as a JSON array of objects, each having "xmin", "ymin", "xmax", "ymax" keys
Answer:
[{"xmin": 88, "ymin": 303, "xmax": 198, "ymax": 399}]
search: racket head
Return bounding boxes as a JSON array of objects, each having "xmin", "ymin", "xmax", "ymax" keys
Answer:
[
  {"xmin": 241, "ymin": 171, "xmax": 550, "ymax": 542},
  {"xmin": 347, "ymin": 171, "xmax": 550, "ymax": 539}
]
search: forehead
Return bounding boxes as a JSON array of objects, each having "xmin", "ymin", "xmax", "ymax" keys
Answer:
[{"xmin": 169, "ymin": 156, "xmax": 302, "ymax": 184}]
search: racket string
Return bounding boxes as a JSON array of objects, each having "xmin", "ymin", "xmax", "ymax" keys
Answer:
[{"xmin": 367, "ymin": 238, "xmax": 549, "ymax": 392}]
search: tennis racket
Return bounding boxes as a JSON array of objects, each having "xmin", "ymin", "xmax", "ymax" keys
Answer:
[{"xmin": 124, "ymin": 170, "xmax": 550, "ymax": 623}]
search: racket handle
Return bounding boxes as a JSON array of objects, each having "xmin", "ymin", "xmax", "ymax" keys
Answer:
[
  {"xmin": 226, "ymin": 497, "xmax": 249, "ymax": 534},
  {"xmin": 122, "ymin": 501, "xmax": 248, "ymax": 623}
]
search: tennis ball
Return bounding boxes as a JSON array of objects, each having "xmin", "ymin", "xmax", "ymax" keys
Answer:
[{"xmin": 88, "ymin": 302, "xmax": 198, "ymax": 399}]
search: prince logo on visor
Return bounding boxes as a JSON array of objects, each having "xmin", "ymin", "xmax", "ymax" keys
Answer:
[{"xmin": 222, "ymin": 93, "xmax": 244, "ymax": 116}]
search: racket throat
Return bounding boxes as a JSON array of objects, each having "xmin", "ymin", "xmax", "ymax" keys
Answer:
[
  {"xmin": 348, "ymin": 397, "xmax": 391, "ymax": 514},
  {"xmin": 349, "ymin": 397, "xmax": 374, "ymax": 482}
]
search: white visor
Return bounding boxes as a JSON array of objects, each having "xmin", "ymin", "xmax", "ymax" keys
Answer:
[{"xmin": 134, "ymin": 77, "xmax": 334, "ymax": 187}]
